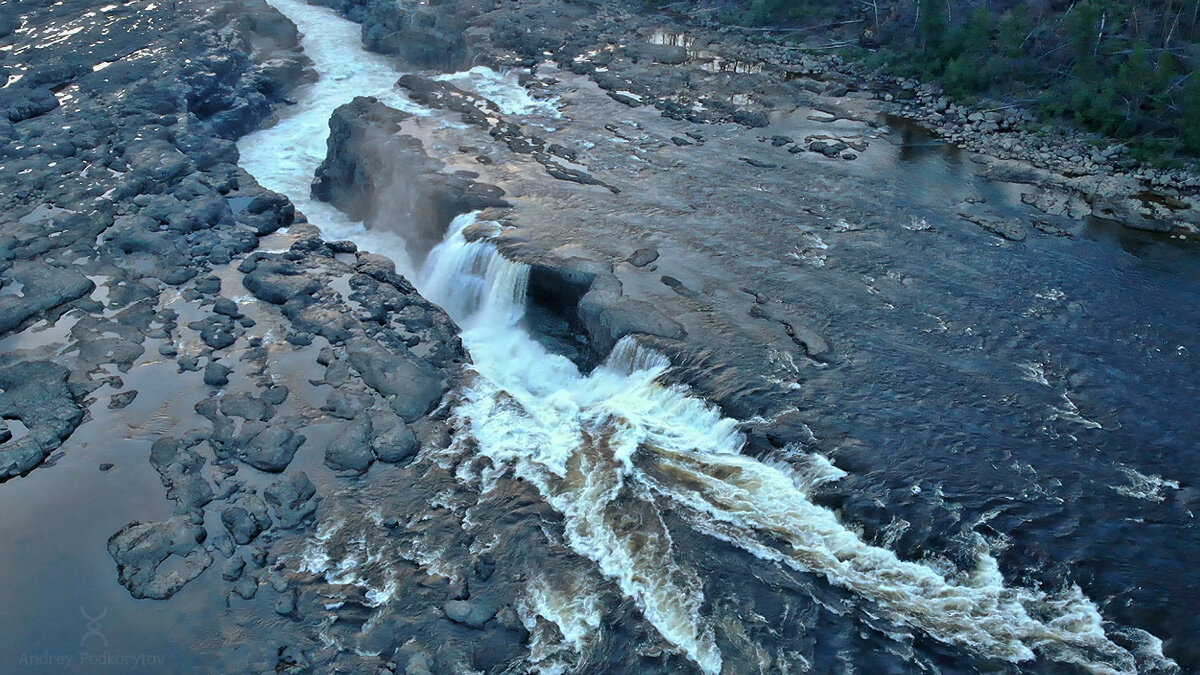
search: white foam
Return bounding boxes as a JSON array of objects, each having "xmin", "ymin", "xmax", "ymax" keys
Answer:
[
  {"xmin": 435, "ymin": 66, "xmax": 560, "ymax": 118},
  {"xmin": 421, "ymin": 213, "xmax": 529, "ymax": 329},
  {"xmin": 517, "ymin": 573, "xmax": 603, "ymax": 673}
]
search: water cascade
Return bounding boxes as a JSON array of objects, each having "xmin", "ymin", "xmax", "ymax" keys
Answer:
[{"xmin": 236, "ymin": 0, "xmax": 1170, "ymax": 672}]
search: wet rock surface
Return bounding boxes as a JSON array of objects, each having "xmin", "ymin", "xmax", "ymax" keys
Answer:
[{"xmin": 313, "ymin": 95, "xmax": 511, "ymax": 257}]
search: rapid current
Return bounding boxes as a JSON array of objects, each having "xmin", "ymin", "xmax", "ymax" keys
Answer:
[{"xmin": 237, "ymin": 1, "xmax": 1178, "ymax": 672}]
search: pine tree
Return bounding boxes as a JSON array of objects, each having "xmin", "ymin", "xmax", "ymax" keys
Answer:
[{"xmin": 918, "ymin": 0, "xmax": 948, "ymax": 53}]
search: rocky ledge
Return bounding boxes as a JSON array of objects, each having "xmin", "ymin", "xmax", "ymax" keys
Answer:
[{"xmin": 316, "ymin": 0, "xmax": 1198, "ymax": 233}]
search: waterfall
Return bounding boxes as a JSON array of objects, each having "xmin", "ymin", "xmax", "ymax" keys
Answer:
[{"xmin": 420, "ymin": 213, "xmax": 530, "ymax": 330}]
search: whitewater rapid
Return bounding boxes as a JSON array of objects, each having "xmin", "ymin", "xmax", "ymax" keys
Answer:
[{"xmin": 237, "ymin": 1, "xmax": 1172, "ymax": 672}]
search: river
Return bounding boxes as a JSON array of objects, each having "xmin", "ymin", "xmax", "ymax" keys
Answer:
[{"xmin": 233, "ymin": 0, "xmax": 1195, "ymax": 672}]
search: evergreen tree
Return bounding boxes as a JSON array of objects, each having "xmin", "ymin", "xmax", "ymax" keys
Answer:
[{"xmin": 918, "ymin": 0, "xmax": 948, "ymax": 52}]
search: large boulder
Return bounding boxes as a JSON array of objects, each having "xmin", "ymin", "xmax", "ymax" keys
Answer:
[
  {"xmin": 0, "ymin": 361, "xmax": 86, "ymax": 480},
  {"xmin": 220, "ymin": 495, "xmax": 272, "ymax": 545},
  {"xmin": 345, "ymin": 338, "xmax": 447, "ymax": 421},
  {"xmin": 576, "ymin": 275, "xmax": 685, "ymax": 356},
  {"xmin": 107, "ymin": 517, "xmax": 213, "ymax": 599},
  {"xmin": 243, "ymin": 257, "xmax": 322, "ymax": 306},
  {"xmin": 236, "ymin": 425, "xmax": 305, "ymax": 473},
  {"xmin": 264, "ymin": 472, "xmax": 319, "ymax": 529},
  {"xmin": 311, "ymin": 97, "xmax": 508, "ymax": 261},
  {"xmin": 0, "ymin": 262, "xmax": 94, "ymax": 334},
  {"xmin": 323, "ymin": 416, "xmax": 375, "ymax": 474}
]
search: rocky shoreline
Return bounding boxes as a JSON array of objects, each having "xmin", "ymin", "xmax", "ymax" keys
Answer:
[{"xmin": 0, "ymin": 0, "xmax": 550, "ymax": 670}]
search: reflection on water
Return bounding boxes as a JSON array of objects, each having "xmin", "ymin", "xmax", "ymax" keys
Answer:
[
  {"xmin": 885, "ymin": 113, "xmax": 964, "ymax": 164},
  {"xmin": 1082, "ymin": 215, "xmax": 1198, "ymax": 265}
]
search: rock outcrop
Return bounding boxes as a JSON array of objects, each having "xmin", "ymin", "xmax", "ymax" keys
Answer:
[{"xmin": 312, "ymin": 97, "xmax": 509, "ymax": 260}]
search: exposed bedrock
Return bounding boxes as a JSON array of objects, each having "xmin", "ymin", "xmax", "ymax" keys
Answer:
[
  {"xmin": 312, "ymin": 96, "xmax": 509, "ymax": 261},
  {"xmin": 309, "ymin": 0, "xmax": 480, "ymax": 70},
  {"xmin": 517, "ymin": 255, "xmax": 691, "ymax": 370},
  {"xmin": 0, "ymin": 361, "xmax": 87, "ymax": 480}
]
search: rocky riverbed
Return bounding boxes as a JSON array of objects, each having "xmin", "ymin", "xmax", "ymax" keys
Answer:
[{"xmin": 1, "ymin": 0, "xmax": 1198, "ymax": 673}]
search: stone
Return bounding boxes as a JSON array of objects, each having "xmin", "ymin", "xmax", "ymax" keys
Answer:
[
  {"xmin": 324, "ymin": 416, "xmax": 375, "ymax": 474},
  {"xmin": 212, "ymin": 298, "xmax": 242, "ymax": 318},
  {"xmin": 274, "ymin": 589, "xmax": 298, "ymax": 618},
  {"xmin": 220, "ymin": 495, "xmax": 271, "ymax": 545},
  {"xmin": 237, "ymin": 426, "xmax": 304, "ymax": 473},
  {"xmin": 0, "ymin": 361, "xmax": 86, "ymax": 480},
  {"xmin": 322, "ymin": 390, "xmax": 372, "ymax": 420},
  {"xmin": 233, "ymin": 575, "xmax": 258, "ymax": 600},
  {"xmin": 222, "ymin": 556, "xmax": 246, "ymax": 582},
  {"xmin": 577, "ymin": 275, "xmax": 685, "ymax": 356},
  {"xmin": 0, "ymin": 262, "xmax": 94, "ymax": 335},
  {"xmin": 443, "ymin": 600, "xmax": 497, "ymax": 628},
  {"xmin": 345, "ymin": 338, "xmax": 447, "ymax": 421},
  {"xmin": 109, "ymin": 390, "xmax": 138, "ymax": 409},
  {"xmin": 264, "ymin": 472, "xmax": 318, "ymax": 529},
  {"xmin": 242, "ymin": 257, "xmax": 322, "ymax": 305},
  {"xmin": 369, "ymin": 411, "xmax": 420, "ymax": 464},
  {"xmin": 107, "ymin": 517, "xmax": 213, "ymax": 599},
  {"xmin": 204, "ymin": 361, "xmax": 233, "ymax": 386},
  {"xmin": 628, "ymin": 247, "xmax": 660, "ymax": 267}
]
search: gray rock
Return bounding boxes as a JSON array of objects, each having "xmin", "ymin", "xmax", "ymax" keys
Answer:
[
  {"xmin": 324, "ymin": 416, "xmax": 375, "ymax": 474},
  {"xmin": 0, "ymin": 361, "xmax": 86, "ymax": 480},
  {"xmin": 233, "ymin": 575, "xmax": 258, "ymax": 600},
  {"xmin": 221, "ymin": 555, "xmax": 246, "ymax": 582},
  {"xmin": 274, "ymin": 589, "xmax": 298, "ymax": 618},
  {"xmin": 627, "ymin": 247, "xmax": 660, "ymax": 267},
  {"xmin": 369, "ymin": 411, "xmax": 420, "ymax": 464},
  {"xmin": 345, "ymin": 338, "xmax": 447, "ymax": 421},
  {"xmin": 444, "ymin": 599, "xmax": 497, "ymax": 628},
  {"xmin": 639, "ymin": 42, "xmax": 688, "ymax": 65},
  {"xmin": 322, "ymin": 390, "xmax": 372, "ymax": 420},
  {"xmin": 202, "ymin": 325, "xmax": 236, "ymax": 350},
  {"xmin": 220, "ymin": 494, "xmax": 271, "ymax": 545},
  {"xmin": 261, "ymin": 385, "xmax": 289, "ymax": 406},
  {"xmin": 237, "ymin": 426, "xmax": 304, "ymax": 473},
  {"xmin": 221, "ymin": 392, "xmax": 271, "ymax": 421},
  {"xmin": 577, "ymin": 275, "xmax": 685, "ymax": 356},
  {"xmin": 204, "ymin": 361, "xmax": 232, "ymax": 387},
  {"xmin": 264, "ymin": 472, "xmax": 318, "ymax": 529},
  {"xmin": 107, "ymin": 517, "xmax": 212, "ymax": 599},
  {"xmin": 242, "ymin": 258, "xmax": 321, "ymax": 305},
  {"xmin": 108, "ymin": 390, "xmax": 138, "ymax": 409},
  {"xmin": 212, "ymin": 297, "xmax": 242, "ymax": 318},
  {"xmin": 0, "ymin": 262, "xmax": 94, "ymax": 334}
]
